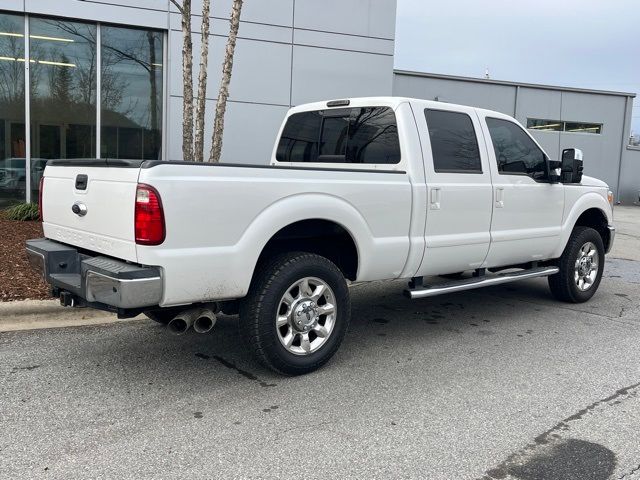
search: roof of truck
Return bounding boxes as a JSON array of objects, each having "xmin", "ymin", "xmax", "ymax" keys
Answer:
[{"xmin": 289, "ymin": 96, "xmax": 512, "ymax": 120}]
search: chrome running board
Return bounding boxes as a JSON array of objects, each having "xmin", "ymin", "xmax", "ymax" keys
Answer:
[{"xmin": 404, "ymin": 267, "xmax": 559, "ymax": 300}]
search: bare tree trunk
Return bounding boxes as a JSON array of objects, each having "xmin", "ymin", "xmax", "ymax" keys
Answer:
[
  {"xmin": 147, "ymin": 31, "xmax": 159, "ymax": 159},
  {"xmin": 193, "ymin": 0, "xmax": 211, "ymax": 162},
  {"xmin": 172, "ymin": 0, "xmax": 194, "ymax": 161},
  {"xmin": 209, "ymin": 0, "xmax": 243, "ymax": 163}
]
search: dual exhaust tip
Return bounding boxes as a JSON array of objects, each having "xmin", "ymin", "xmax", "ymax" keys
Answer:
[{"xmin": 167, "ymin": 307, "xmax": 217, "ymax": 335}]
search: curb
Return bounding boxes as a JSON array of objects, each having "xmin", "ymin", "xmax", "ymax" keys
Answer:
[
  {"xmin": 0, "ymin": 299, "xmax": 143, "ymax": 332},
  {"xmin": 0, "ymin": 299, "xmax": 66, "ymax": 316}
]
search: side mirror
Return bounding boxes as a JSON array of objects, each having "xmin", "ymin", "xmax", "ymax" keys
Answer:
[{"xmin": 561, "ymin": 148, "xmax": 584, "ymax": 184}]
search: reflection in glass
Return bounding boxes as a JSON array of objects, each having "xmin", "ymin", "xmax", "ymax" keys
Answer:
[
  {"xmin": 29, "ymin": 17, "xmax": 97, "ymax": 202},
  {"xmin": 101, "ymin": 26, "xmax": 163, "ymax": 160},
  {"xmin": 0, "ymin": 13, "xmax": 26, "ymax": 207},
  {"xmin": 276, "ymin": 107, "xmax": 400, "ymax": 164}
]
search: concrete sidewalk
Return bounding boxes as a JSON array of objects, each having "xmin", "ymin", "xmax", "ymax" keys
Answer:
[
  {"xmin": 0, "ymin": 299, "xmax": 140, "ymax": 332},
  {"xmin": 612, "ymin": 205, "xmax": 640, "ymax": 261}
]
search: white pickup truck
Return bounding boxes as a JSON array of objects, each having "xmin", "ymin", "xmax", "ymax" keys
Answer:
[{"xmin": 27, "ymin": 97, "xmax": 615, "ymax": 375}]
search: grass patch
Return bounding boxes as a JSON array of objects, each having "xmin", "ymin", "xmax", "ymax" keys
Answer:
[{"xmin": 4, "ymin": 203, "xmax": 39, "ymax": 221}]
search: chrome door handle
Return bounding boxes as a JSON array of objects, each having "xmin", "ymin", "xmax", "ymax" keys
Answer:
[
  {"xmin": 495, "ymin": 187, "xmax": 504, "ymax": 208},
  {"xmin": 430, "ymin": 187, "xmax": 441, "ymax": 210}
]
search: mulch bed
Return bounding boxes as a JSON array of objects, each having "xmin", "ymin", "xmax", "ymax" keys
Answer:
[{"xmin": 0, "ymin": 213, "xmax": 50, "ymax": 301}]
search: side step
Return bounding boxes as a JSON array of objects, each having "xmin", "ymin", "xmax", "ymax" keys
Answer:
[{"xmin": 404, "ymin": 267, "xmax": 559, "ymax": 299}]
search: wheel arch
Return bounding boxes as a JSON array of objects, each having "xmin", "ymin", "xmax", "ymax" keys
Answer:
[
  {"xmin": 256, "ymin": 219, "xmax": 360, "ymax": 281},
  {"xmin": 553, "ymin": 193, "xmax": 613, "ymax": 258},
  {"xmin": 236, "ymin": 193, "xmax": 374, "ymax": 293}
]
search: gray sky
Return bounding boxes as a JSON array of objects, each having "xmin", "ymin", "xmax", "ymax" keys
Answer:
[{"xmin": 395, "ymin": 0, "xmax": 640, "ymax": 135}]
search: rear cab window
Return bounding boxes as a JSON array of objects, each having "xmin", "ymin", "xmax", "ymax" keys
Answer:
[{"xmin": 276, "ymin": 107, "xmax": 401, "ymax": 165}]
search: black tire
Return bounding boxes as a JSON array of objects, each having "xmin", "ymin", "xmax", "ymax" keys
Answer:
[
  {"xmin": 239, "ymin": 252, "xmax": 351, "ymax": 375},
  {"xmin": 144, "ymin": 307, "xmax": 183, "ymax": 325},
  {"xmin": 548, "ymin": 226, "xmax": 605, "ymax": 303}
]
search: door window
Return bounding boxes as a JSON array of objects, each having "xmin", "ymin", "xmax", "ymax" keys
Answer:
[
  {"xmin": 486, "ymin": 118, "xmax": 548, "ymax": 181},
  {"xmin": 424, "ymin": 109, "xmax": 482, "ymax": 173}
]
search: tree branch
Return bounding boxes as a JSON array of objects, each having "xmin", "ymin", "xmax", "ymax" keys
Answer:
[{"xmin": 169, "ymin": 0, "xmax": 184, "ymax": 14}]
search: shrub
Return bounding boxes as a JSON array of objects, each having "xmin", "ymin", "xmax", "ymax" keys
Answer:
[{"xmin": 5, "ymin": 202, "xmax": 40, "ymax": 221}]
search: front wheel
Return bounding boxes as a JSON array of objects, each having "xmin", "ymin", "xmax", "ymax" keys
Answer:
[
  {"xmin": 548, "ymin": 226, "xmax": 605, "ymax": 303},
  {"xmin": 240, "ymin": 252, "xmax": 351, "ymax": 375}
]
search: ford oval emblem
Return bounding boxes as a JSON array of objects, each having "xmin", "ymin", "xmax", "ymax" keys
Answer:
[{"xmin": 71, "ymin": 201, "xmax": 88, "ymax": 217}]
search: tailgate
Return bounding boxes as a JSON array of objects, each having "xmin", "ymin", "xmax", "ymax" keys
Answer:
[{"xmin": 41, "ymin": 161, "xmax": 142, "ymax": 262}]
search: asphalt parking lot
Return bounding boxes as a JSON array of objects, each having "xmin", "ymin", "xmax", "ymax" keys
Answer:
[{"xmin": 1, "ymin": 207, "xmax": 639, "ymax": 479}]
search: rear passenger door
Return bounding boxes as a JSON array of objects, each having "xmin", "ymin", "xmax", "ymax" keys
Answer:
[{"xmin": 414, "ymin": 104, "xmax": 494, "ymax": 276}]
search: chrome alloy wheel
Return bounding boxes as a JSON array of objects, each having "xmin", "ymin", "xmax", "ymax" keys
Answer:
[
  {"xmin": 574, "ymin": 241, "xmax": 599, "ymax": 291},
  {"xmin": 276, "ymin": 277, "xmax": 337, "ymax": 355}
]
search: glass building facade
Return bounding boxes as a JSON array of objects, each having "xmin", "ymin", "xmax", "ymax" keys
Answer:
[{"xmin": 0, "ymin": 12, "xmax": 164, "ymax": 208}]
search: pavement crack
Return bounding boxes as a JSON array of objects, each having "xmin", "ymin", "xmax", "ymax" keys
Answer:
[
  {"xmin": 477, "ymin": 290, "xmax": 640, "ymax": 329},
  {"xmin": 195, "ymin": 352, "xmax": 277, "ymax": 388},
  {"xmin": 479, "ymin": 380, "xmax": 640, "ymax": 480},
  {"xmin": 619, "ymin": 462, "xmax": 640, "ymax": 479}
]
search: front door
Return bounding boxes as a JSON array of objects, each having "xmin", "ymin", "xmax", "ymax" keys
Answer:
[
  {"xmin": 479, "ymin": 114, "xmax": 565, "ymax": 267},
  {"xmin": 414, "ymin": 103, "xmax": 494, "ymax": 276}
]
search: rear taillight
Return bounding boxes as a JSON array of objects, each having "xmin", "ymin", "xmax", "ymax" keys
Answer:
[
  {"xmin": 135, "ymin": 184, "xmax": 165, "ymax": 245},
  {"xmin": 38, "ymin": 176, "xmax": 44, "ymax": 221}
]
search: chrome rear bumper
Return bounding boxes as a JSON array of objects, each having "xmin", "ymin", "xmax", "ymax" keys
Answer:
[{"xmin": 26, "ymin": 238, "xmax": 162, "ymax": 310}]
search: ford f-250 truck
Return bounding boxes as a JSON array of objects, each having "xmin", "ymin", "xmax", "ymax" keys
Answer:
[{"xmin": 26, "ymin": 97, "xmax": 615, "ymax": 375}]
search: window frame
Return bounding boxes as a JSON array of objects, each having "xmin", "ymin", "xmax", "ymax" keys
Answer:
[
  {"xmin": 486, "ymin": 116, "xmax": 552, "ymax": 183},
  {"xmin": 424, "ymin": 108, "xmax": 483, "ymax": 175}
]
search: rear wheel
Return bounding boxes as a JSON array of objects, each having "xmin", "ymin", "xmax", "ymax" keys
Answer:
[
  {"xmin": 240, "ymin": 252, "xmax": 350, "ymax": 375},
  {"xmin": 548, "ymin": 226, "xmax": 604, "ymax": 303}
]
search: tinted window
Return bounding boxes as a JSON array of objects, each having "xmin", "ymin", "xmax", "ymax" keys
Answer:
[
  {"xmin": 424, "ymin": 109, "xmax": 482, "ymax": 173},
  {"xmin": 486, "ymin": 118, "xmax": 547, "ymax": 180},
  {"xmin": 319, "ymin": 114, "xmax": 349, "ymax": 161},
  {"xmin": 276, "ymin": 107, "xmax": 401, "ymax": 164}
]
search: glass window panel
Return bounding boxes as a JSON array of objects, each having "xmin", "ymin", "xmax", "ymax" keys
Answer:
[
  {"xmin": 564, "ymin": 122, "xmax": 602, "ymax": 134},
  {"xmin": 425, "ymin": 109, "xmax": 482, "ymax": 173},
  {"xmin": 101, "ymin": 26, "xmax": 163, "ymax": 160},
  {"xmin": 276, "ymin": 107, "xmax": 401, "ymax": 164},
  {"xmin": 0, "ymin": 13, "xmax": 26, "ymax": 207},
  {"xmin": 486, "ymin": 117, "xmax": 547, "ymax": 181},
  {"xmin": 276, "ymin": 111, "xmax": 321, "ymax": 163},
  {"xmin": 29, "ymin": 17, "xmax": 97, "ymax": 201},
  {"xmin": 347, "ymin": 107, "xmax": 401, "ymax": 164},
  {"xmin": 319, "ymin": 115, "xmax": 349, "ymax": 160},
  {"xmin": 527, "ymin": 118, "xmax": 562, "ymax": 132}
]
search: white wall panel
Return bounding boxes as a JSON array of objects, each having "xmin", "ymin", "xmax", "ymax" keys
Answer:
[
  {"xmin": 294, "ymin": 0, "xmax": 396, "ymax": 39},
  {"xmin": 172, "ymin": 0, "xmax": 294, "ymax": 27},
  {"xmin": 25, "ymin": 0, "xmax": 169, "ymax": 29},
  {"xmin": 169, "ymin": 32, "xmax": 292, "ymax": 105},
  {"xmin": 291, "ymin": 45, "xmax": 393, "ymax": 105},
  {"xmin": 294, "ymin": 28, "xmax": 394, "ymax": 56},
  {"xmin": 169, "ymin": 14, "xmax": 292, "ymax": 44},
  {"xmin": 0, "ymin": 0, "xmax": 23, "ymax": 13},
  {"xmin": 167, "ymin": 96, "xmax": 287, "ymax": 163}
]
